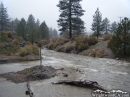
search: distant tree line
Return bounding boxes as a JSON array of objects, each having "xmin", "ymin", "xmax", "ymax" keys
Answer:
[{"xmin": 0, "ymin": 2, "xmax": 58, "ymax": 44}]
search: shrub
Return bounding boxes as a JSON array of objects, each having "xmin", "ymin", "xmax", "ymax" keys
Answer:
[
  {"xmin": 85, "ymin": 49, "xmax": 106, "ymax": 58},
  {"xmin": 36, "ymin": 40, "xmax": 49, "ymax": 47},
  {"xmin": 107, "ymin": 39, "xmax": 112, "ymax": 48},
  {"xmin": 32, "ymin": 46, "xmax": 39, "ymax": 55},
  {"xmin": 26, "ymin": 41, "xmax": 32, "ymax": 45},
  {"xmin": 5, "ymin": 31, "xmax": 13, "ymax": 38},
  {"xmin": 88, "ymin": 49, "xmax": 97, "ymax": 57},
  {"xmin": 0, "ymin": 43, "xmax": 19, "ymax": 56},
  {"xmin": 95, "ymin": 49, "xmax": 106, "ymax": 57},
  {"xmin": 55, "ymin": 45, "xmax": 64, "ymax": 52},
  {"xmin": 47, "ymin": 42, "xmax": 54, "ymax": 49},
  {"xmin": 0, "ymin": 32, "xmax": 10, "ymax": 43},
  {"xmin": 103, "ymin": 34, "xmax": 112, "ymax": 41},
  {"xmin": 19, "ymin": 48, "xmax": 28, "ymax": 57},
  {"xmin": 88, "ymin": 35, "xmax": 98, "ymax": 46},
  {"xmin": 25, "ymin": 46, "xmax": 33, "ymax": 54},
  {"xmin": 14, "ymin": 35, "xmax": 23, "ymax": 43},
  {"xmin": 64, "ymin": 44, "xmax": 75, "ymax": 53},
  {"xmin": 74, "ymin": 36, "xmax": 89, "ymax": 52},
  {"xmin": 13, "ymin": 39, "xmax": 19, "ymax": 45},
  {"xmin": 53, "ymin": 41, "xmax": 64, "ymax": 48},
  {"xmin": 62, "ymin": 38, "xmax": 70, "ymax": 43},
  {"xmin": 77, "ymin": 43, "xmax": 89, "ymax": 51},
  {"xmin": 19, "ymin": 45, "xmax": 39, "ymax": 57},
  {"xmin": 75, "ymin": 36, "xmax": 88, "ymax": 44}
]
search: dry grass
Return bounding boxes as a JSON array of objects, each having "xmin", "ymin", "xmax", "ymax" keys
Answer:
[
  {"xmin": 55, "ymin": 45, "xmax": 64, "ymax": 52},
  {"xmin": 64, "ymin": 44, "xmax": 75, "ymax": 53},
  {"xmin": 13, "ymin": 39, "xmax": 20, "ymax": 45},
  {"xmin": 19, "ymin": 45, "xmax": 39, "ymax": 57},
  {"xmin": 83, "ymin": 49, "xmax": 106, "ymax": 58},
  {"xmin": 36, "ymin": 40, "xmax": 49, "ymax": 47},
  {"xmin": 103, "ymin": 34, "xmax": 112, "ymax": 41},
  {"xmin": 77, "ymin": 43, "xmax": 89, "ymax": 51},
  {"xmin": 47, "ymin": 42, "xmax": 55, "ymax": 49},
  {"xmin": 47, "ymin": 38, "xmax": 70, "ymax": 50},
  {"xmin": 47, "ymin": 36, "xmax": 98, "ymax": 53},
  {"xmin": 88, "ymin": 35, "xmax": 98, "ymax": 46}
]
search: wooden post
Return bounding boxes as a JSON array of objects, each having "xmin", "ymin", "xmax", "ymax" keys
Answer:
[
  {"xmin": 26, "ymin": 82, "xmax": 35, "ymax": 97},
  {"xmin": 40, "ymin": 47, "xmax": 42, "ymax": 78}
]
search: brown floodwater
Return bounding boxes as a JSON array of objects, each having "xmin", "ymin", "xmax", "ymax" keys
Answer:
[{"xmin": 0, "ymin": 49, "xmax": 130, "ymax": 97}]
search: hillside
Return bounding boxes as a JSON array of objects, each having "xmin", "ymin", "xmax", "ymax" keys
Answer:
[{"xmin": 0, "ymin": 31, "xmax": 40, "ymax": 64}]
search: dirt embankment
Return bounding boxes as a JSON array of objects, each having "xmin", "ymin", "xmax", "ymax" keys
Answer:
[
  {"xmin": 85, "ymin": 41, "xmax": 115, "ymax": 58},
  {"xmin": 0, "ymin": 66, "xmax": 56, "ymax": 83},
  {"xmin": 0, "ymin": 54, "xmax": 40, "ymax": 64}
]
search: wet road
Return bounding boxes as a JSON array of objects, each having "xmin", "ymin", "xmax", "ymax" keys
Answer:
[{"xmin": 0, "ymin": 49, "xmax": 130, "ymax": 97}]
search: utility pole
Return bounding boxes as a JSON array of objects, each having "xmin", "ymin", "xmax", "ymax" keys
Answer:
[{"xmin": 118, "ymin": 17, "xmax": 123, "ymax": 23}]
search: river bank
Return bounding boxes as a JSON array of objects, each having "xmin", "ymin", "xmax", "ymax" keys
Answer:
[{"xmin": 0, "ymin": 54, "xmax": 40, "ymax": 64}]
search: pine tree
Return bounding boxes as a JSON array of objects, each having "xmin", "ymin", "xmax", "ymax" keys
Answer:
[
  {"xmin": 14, "ymin": 18, "xmax": 20, "ymax": 31},
  {"xmin": 16, "ymin": 18, "xmax": 26, "ymax": 38},
  {"xmin": 110, "ymin": 21, "xmax": 118, "ymax": 34},
  {"xmin": 27, "ymin": 14, "xmax": 36, "ymax": 44},
  {"xmin": 39, "ymin": 21, "xmax": 49, "ymax": 40},
  {"xmin": 49, "ymin": 28, "xmax": 58, "ymax": 39},
  {"xmin": 108, "ymin": 17, "xmax": 130, "ymax": 56},
  {"xmin": 102, "ymin": 17, "xmax": 110, "ymax": 34},
  {"xmin": 35, "ymin": 19, "xmax": 40, "ymax": 39},
  {"xmin": 0, "ymin": 2, "xmax": 10, "ymax": 31},
  {"xmin": 53, "ymin": 29, "xmax": 58, "ymax": 38},
  {"xmin": 57, "ymin": 0, "xmax": 85, "ymax": 38},
  {"xmin": 91, "ymin": 8, "xmax": 103, "ymax": 38}
]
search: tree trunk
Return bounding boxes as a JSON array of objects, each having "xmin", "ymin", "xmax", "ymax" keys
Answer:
[{"xmin": 52, "ymin": 80, "xmax": 107, "ymax": 91}]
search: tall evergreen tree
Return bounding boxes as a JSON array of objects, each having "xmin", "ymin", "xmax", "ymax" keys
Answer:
[
  {"xmin": 53, "ymin": 29, "xmax": 58, "ymax": 38},
  {"xmin": 16, "ymin": 18, "xmax": 26, "ymax": 38},
  {"xmin": 49, "ymin": 27, "xmax": 58, "ymax": 39},
  {"xmin": 27, "ymin": 14, "xmax": 36, "ymax": 44},
  {"xmin": 0, "ymin": 2, "xmax": 10, "ymax": 31},
  {"xmin": 14, "ymin": 18, "xmax": 20, "ymax": 32},
  {"xmin": 108, "ymin": 17, "xmax": 130, "ymax": 56},
  {"xmin": 35, "ymin": 19, "xmax": 40, "ymax": 39},
  {"xmin": 110, "ymin": 21, "xmax": 118, "ymax": 34},
  {"xmin": 39, "ymin": 21, "xmax": 49, "ymax": 40},
  {"xmin": 91, "ymin": 8, "xmax": 103, "ymax": 38},
  {"xmin": 49, "ymin": 27, "xmax": 53, "ymax": 38},
  {"xmin": 102, "ymin": 17, "xmax": 110, "ymax": 34},
  {"xmin": 57, "ymin": 0, "xmax": 85, "ymax": 38}
]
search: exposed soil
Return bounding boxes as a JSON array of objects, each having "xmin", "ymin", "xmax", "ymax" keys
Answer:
[
  {"xmin": 84, "ymin": 41, "xmax": 115, "ymax": 58},
  {"xmin": 0, "ymin": 66, "xmax": 56, "ymax": 83},
  {"xmin": 0, "ymin": 54, "xmax": 40, "ymax": 64}
]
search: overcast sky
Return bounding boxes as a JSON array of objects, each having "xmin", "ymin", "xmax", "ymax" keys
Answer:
[{"xmin": 1, "ymin": 0, "xmax": 130, "ymax": 32}]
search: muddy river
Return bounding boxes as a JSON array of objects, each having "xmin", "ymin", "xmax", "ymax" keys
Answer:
[{"xmin": 0, "ymin": 49, "xmax": 130, "ymax": 97}]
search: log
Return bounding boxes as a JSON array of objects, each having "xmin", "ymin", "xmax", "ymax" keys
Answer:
[
  {"xmin": 26, "ymin": 82, "xmax": 35, "ymax": 97},
  {"xmin": 52, "ymin": 80, "xmax": 107, "ymax": 91}
]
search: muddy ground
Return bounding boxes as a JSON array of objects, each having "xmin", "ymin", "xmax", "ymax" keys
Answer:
[{"xmin": 0, "ymin": 66, "xmax": 57, "ymax": 83}]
